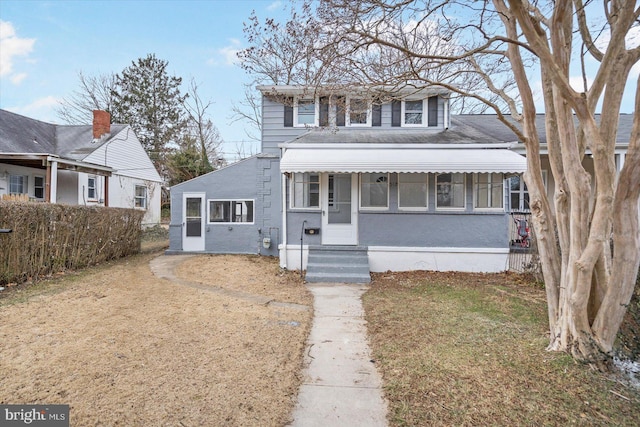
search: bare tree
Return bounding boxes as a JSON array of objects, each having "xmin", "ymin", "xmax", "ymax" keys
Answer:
[
  {"xmin": 183, "ymin": 78, "xmax": 224, "ymax": 167},
  {"xmin": 229, "ymin": 83, "xmax": 262, "ymax": 143},
  {"xmin": 56, "ymin": 71, "xmax": 117, "ymax": 124},
  {"xmin": 247, "ymin": 0, "xmax": 640, "ymax": 367}
]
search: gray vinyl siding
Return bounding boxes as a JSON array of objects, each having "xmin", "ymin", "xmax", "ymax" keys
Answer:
[
  {"xmin": 261, "ymin": 95, "xmax": 448, "ymax": 155},
  {"xmin": 168, "ymin": 155, "xmax": 281, "ymax": 256}
]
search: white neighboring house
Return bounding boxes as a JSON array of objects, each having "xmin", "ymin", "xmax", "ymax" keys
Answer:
[{"xmin": 0, "ymin": 109, "xmax": 162, "ymax": 226}]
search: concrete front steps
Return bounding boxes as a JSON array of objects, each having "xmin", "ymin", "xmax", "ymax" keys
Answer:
[{"xmin": 305, "ymin": 246, "xmax": 371, "ymax": 284}]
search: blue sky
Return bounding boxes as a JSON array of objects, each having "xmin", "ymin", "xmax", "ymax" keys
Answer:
[
  {"xmin": 0, "ymin": 0, "xmax": 288, "ymax": 160},
  {"xmin": 1, "ymin": 1, "xmax": 638, "ymax": 162}
]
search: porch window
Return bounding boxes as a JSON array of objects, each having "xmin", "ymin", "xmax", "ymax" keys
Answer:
[
  {"xmin": 474, "ymin": 173, "xmax": 503, "ymax": 210},
  {"xmin": 9, "ymin": 175, "xmax": 27, "ymax": 194},
  {"xmin": 398, "ymin": 173, "xmax": 428, "ymax": 210},
  {"xmin": 436, "ymin": 173, "xmax": 465, "ymax": 209},
  {"xmin": 291, "ymin": 173, "xmax": 320, "ymax": 209},
  {"xmin": 295, "ymin": 98, "xmax": 316, "ymax": 126},
  {"xmin": 360, "ymin": 173, "xmax": 389, "ymax": 209},
  {"xmin": 508, "ymin": 171, "xmax": 547, "ymax": 212},
  {"xmin": 134, "ymin": 185, "xmax": 147, "ymax": 209},
  {"xmin": 34, "ymin": 176, "xmax": 45, "ymax": 200},
  {"xmin": 87, "ymin": 176, "xmax": 97, "ymax": 200},
  {"xmin": 209, "ymin": 200, "xmax": 254, "ymax": 224}
]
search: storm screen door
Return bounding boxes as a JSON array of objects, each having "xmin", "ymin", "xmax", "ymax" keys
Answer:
[
  {"xmin": 183, "ymin": 193, "xmax": 205, "ymax": 251},
  {"xmin": 321, "ymin": 173, "xmax": 358, "ymax": 245}
]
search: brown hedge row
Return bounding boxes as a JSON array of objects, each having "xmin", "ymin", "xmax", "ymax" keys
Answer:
[{"xmin": 0, "ymin": 201, "xmax": 143, "ymax": 285}]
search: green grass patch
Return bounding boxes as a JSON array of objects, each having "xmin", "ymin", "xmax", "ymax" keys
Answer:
[{"xmin": 364, "ymin": 271, "xmax": 640, "ymax": 426}]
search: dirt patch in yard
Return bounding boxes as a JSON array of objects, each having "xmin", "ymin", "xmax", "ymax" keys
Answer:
[{"xmin": 0, "ymin": 252, "xmax": 312, "ymax": 426}]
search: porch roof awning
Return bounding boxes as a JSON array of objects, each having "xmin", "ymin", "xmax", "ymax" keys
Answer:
[{"xmin": 280, "ymin": 144, "xmax": 527, "ymax": 174}]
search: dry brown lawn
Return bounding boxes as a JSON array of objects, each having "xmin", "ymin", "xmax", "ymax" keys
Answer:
[{"xmin": 0, "ymin": 252, "xmax": 312, "ymax": 426}]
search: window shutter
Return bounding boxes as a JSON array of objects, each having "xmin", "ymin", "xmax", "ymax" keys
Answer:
[
  {"xmin": 428, "ymin": 96, "xmax": 438, "ymax": 127},
  {"xmin": 336, "ymin": 96, "xmax": 345, "ymax": 127},
  {"xmin": 284, "ymin": 97, "xmax": 293, "ymax": 127},
  {"xmin": 372, "ymin": 104, "xmax": 382, "ymax": 126},
  {"xmin": 391, "ymin": 100, "xmax": 401, "ymax": 127},
  {"xmin": 319, "ymin": 96, "xmax": 329, "ymax": 127}
]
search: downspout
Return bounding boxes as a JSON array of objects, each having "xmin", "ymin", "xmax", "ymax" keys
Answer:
[{"xmin": 281, "ymin": 146, "xmax": 288, "ymax": 269}]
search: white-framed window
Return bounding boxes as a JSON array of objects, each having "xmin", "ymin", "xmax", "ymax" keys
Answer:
[
  {"xmin": 34, "ymin": 176, "xmax": 45, "ymax": 200},
  {"xmin": 9, "ymin": 175, "xmax": 27, "ymax": 194},
  {"xmin": 509, "ymin": 171, "xmax": 547, "ymax": 212},
  {"xmin": 87, "ymin": 176, "xmax": 97, "ymax": 200},
  {"xmin": 291, "ymin": 173, "xmax": 320, "ymax": 209},
  {"xmin": 398, "ymin": 173, "xmax": 428, "ymax": 210},
  {"xmin": 474, "ymin": 173, "xmax": 504, "ymax": 210},
  {"xmin": 209, "ymin": 200, "xmax": 254, "ymax": 224},
  {"xmin": 294, "ymin": 97, "xmax": 317, "ymax": 127},
  {"xmin": 402, "ymin": 99, "xmax": 425, "ymax": 126},
  {"xmin": 134, "ymin": 185, "xmax": 147, "ymax": 209},
  {"xmin": 360, "ymin": 173, "xmax": 389, "ymax": 209},
  {"xmin": 347, "ymin": 97, "xmax": 371, "ymax": 126},
  {"xmin": 436, "ymin": 173, "xmax": 465, "ymax": 209}
]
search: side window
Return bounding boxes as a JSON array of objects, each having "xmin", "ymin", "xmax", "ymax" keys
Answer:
[
  {"xmin": 403, "ymin": 100, "xmax": 424, "ymax": 125},
  {"xmin": 291, "ymin": 173, "xmax": 320, "ymax": 209},
  {"xmin": 87, "ymin": 176, "xmax": 97, "ymax": 200},
  {"xmin": 34, "ymin": 176, "xmax": 45, "ymax": 199},
  {"xmin": 508, "ymin": 171, "xmax": 547, "ymax": 212},
  {"xmin": 295, "ymin": 98, "xmax": 316, "ymax": 127},
  {"xmin": 436, "ymin": 173, "xmax": 465, "ymax": 209},
  {"xmin": 9, "ymin": 175, "xmax": 27, "ymax": 194},
  {"xmin": 134, "ymin": 185, "xmax": 147, "ymax": 209},
  {"xmin": 347, "ymin": 98, "xmax": 370, "ymax": 126},
  {"xmin": 209, "ymin": 200, "xmax": 254, "ymax": 223}
]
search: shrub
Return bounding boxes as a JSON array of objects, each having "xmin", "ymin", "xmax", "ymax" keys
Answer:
[{"xmin": 0, "ymin": 201, "xmax": 143, "ymax": 285}]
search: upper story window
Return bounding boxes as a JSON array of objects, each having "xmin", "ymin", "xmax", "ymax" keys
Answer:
[
  {"xmin": 295, "ymin": 98, "xmax": 317, "ymax": 127},
  {"xmin": 347, "ymin": 98, "xmax": 371, "ymax": 126},
  {"xmin": 9, "ymin": 175, "xmax": 27, "ymax": 194},
  {"xmin": 436, "ymin": 173, "xmax": 465, "ymax": 209},
  {"xmin": 393, "ymin": 96, "xmax": 439, "ymax": 127}
]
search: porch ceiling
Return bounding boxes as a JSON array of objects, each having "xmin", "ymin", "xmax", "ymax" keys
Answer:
[{"xmin": 280, "ymin": 145, "xmax": 527, "ymax": 174}]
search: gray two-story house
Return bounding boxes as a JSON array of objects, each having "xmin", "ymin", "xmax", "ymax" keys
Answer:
[{"xmin": 168, "ymin": 86, "xmax": 529, "ymax": 282}]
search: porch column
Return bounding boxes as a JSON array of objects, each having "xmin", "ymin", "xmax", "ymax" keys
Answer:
[
  {"xmin": 104, "ymin": 175, "xmax": 109, "ymax": 206},
  {"xmin": 46, "ymin": 160, "xmax": 58, "ymax": 203}
]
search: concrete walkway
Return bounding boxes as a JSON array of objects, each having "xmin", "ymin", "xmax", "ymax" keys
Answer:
[{"xmin": 289, "ymin": 283, "xmax": 388, "ymax": 427}]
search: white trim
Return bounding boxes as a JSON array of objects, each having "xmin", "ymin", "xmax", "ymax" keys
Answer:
[
  {"xmin": 368, "ymin": 246, "xmax": 509, "ymax": 273},
  {"xmin": 280, "ymin": 244, "xmax": 309, "ymax": 270},
  {"xmin": 294, "ymin": 96, "xmax": 318, "ymax": 127},
  {"xmin": 207, "ymin": 199, "xmax": 255, "ymax": 225},
  {"xmin": 473, "ymin": 172, "xmax": 505, "ymax": 211},
  {"xmin": 401, "ymin": 99, "xmax": 427, "ymax": 127},
  {"xmin": 359, "ymin": 172, "xmax": 390, "ymax": 210},
  {"xmin": 435, "ymin": 172, "xmax": 466, "ymax": 210},
  {"xmin": 346, "ymin": 96, "xmax": 372, "ymax": 127}
]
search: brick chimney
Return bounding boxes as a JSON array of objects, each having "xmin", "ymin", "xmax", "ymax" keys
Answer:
[{"xmin": 92, "ymin": 110, "xmax": 111, "ymax": 139}]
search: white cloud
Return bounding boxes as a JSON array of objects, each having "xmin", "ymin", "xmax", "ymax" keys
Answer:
[
  {"xmin": 209, "ymin": 39, "xmax": 242, "ymax": 66},
  {"xmin": 10, "ymin": 72, "xmax": 27, "ymax": 84},
  {"xmin": 267, "ymin": 1, "xmax": 283, "ymax": 12},
  {"xmin": 0, "ymin": 20, "xmax": 35, "ymax": 80},
  {"xmin": 9, "ymin": 96, "xmax": 61, "ymax": 122},
  {"xmin": 569, "ymin": 75, "xmax": 593, "ymax": 93}
]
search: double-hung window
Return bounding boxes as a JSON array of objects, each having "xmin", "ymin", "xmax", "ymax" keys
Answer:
[
  {"xmin": 209, "ymin": 200, "xmax": 254, "ymax": 223},
  {"xmin": 436, "ymin": 173, "xmax": 465, "ymax": 209},
  {"xmin": 508, "ymin": 171, "xmax": 547, "ymax": 212},
  {"xmin": 347, "ymin": 98, "xmax": 370, "ymax": 126},
  {"xmin": 34, "ymin": 176, "xmax": 45, "ymax": 199},
  {"xmin": 360, "ymin": 173, "xmax": 389, "ymax": 209},
  {"xmin": 134, "ymin": 185, "xmax": 147, "ymax": 209},
  {"xmin": 9, "ymin": 175, "xmax": 27, "ymax": 194},
  {"xmin": 87, "ymin": 176, "xmax": 97, "ymax": 200},
  {"xmin": 398, "ymin": 173, "xmax": 428, "ymax": 210},
  {"xmin": 474, "ymin": 173, "xmax": 504, "ymax": 210},
  {"xmin": 402, "ymin": 100, "xmax": 424, "ymax": 126},
  {"xmin": 295, "ymin": 98, "xmax": 316, "ymax": 126},
  {"xmin": 291, "ymin": 173, "xmax": 320, "ymax": 209}
]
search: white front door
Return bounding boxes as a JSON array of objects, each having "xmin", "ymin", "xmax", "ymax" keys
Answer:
[
  {"xmin": 183, "ymin": 193, "xmax": 205, "ymax": 251},
  {"xmin": 322, "ymin": 173, "xmax": 358, "ymax": 245}
]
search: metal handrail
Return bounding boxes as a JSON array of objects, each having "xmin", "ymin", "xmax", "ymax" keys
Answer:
[{"xmin": 300, "ymin": 220, "xmax": 307, "ymax": 279}]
